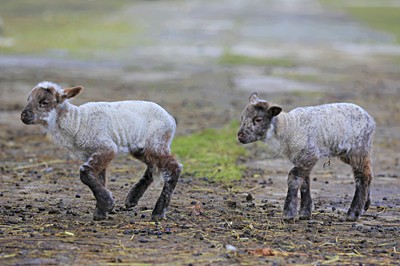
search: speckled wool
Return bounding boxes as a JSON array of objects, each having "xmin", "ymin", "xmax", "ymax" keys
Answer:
[
  {"xmin": 46, "ymin": 99, "xmax": 176, "ymax": 162},
  {"xmin": 266, "ymin": 103, "xmax": 375, "ymax": 165}
]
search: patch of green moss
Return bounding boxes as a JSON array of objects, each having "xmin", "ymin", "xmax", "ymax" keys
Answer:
[
  {"xmin": 219, "ymin": 51, "xmax": 296, "ymax": 67},
  {"xmin": 172, "ymin": 122, "xmax": 247, "ymax": 182}
]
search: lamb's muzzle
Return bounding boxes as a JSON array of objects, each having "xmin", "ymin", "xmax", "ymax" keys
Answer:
[{"xmin": 21, "ymin": 109, "xmax": 34, "ymax": 124}]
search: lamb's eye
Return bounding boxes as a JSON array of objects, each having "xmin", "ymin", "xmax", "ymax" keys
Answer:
[
  {"xmin": 39, "ymin": 100, "xmax": 49, "ymax": 108},
  {"xmin": 253, "ymin": 117, "xmax": 263, "ymax": 124}
]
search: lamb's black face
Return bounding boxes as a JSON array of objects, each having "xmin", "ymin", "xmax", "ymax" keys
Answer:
[
  {"xmin": 237, "ymin": 92, "xmax": 282, "ymax": 144},
  {"xmin": 238, "ymin": 105, "xmax": 271, "ymax": 144}
]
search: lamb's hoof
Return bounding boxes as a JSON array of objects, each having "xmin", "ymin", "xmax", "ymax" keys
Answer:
[
  {"xmin": 299, "ymin": 210, "xmax": 312, "ymax": 220},
  {"xmin": 93, "ymin": 208, "xmax": 108, "ymax": 221},
  {"xmin": 282, "ymin": 208, "xmax": 296, "ymax": 221},
  {"xmin": 97, "ymin": 192, "xmax": 115, "ymax": 212},
  {"xmin": 151, "ymin": 209, "xmax": 166, "ymax": 221},
  {"xmin": 346, "ymin": 210, "xmax": 361, "ymax": 222},
  {"xmin": 299, "ymin": 215, "xmax": 311, "ymax": 220},
  {"xmin": 125, "ymin": 200, "xmax": 138, "ymax": 209},
  {"xmin": 364, "ymin": 199, "xmax": 371, "ymax": 211}
]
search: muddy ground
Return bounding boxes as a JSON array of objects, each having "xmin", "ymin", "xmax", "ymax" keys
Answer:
[{"xmin": 1, "ymin": 0, "xmax": 400, "ymax": 265}]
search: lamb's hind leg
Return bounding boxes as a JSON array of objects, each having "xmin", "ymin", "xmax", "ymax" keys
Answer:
[
  {"xmin": 346, "ymin": 155, "xmax": 373, "ymax": 221},
  {"xmin": 152, "ymin": 154, "xmax": 182, "ymax": 221},
  {"xmin": 125, "ymin": 165, "xmax": 154, "ymax": 208},
  {"xmin": 80, "ymin": 148, "xmax": 116, "ymax": 221}
]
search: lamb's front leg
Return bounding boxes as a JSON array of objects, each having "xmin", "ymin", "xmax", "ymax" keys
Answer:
[
  {"xmin": 125, "ymin": 165, "xmax": 154, "ymax": 208},
  {"xmin": 283, "ymin": 167, "xmax": 303, "ymax": 220},
  {"xmin": 299, "ymin": 174, "xmax": 312, "ymax": 219},
  {"xmin": 80, "ymin": 150, "xmax": 116, "ymax": 220}
]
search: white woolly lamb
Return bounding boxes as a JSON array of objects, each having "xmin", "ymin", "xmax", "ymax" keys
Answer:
[
  {"xmin": 21, "ymin": 81, "xmax": 182, "ymax": 221},
  {"xmin": 238, "ymin": 92, "xmax": 375, "ymax": 221}
]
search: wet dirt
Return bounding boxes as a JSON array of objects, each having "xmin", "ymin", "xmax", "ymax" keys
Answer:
[{"xmin": 1, "ymin": 0, "xmax": 400, "ymax": 265}]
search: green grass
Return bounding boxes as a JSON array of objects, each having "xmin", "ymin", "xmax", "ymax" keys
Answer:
[
  {"xmin": 219, "ymin": 51, "xmax": 296, "ymax": 67},
  {"xmin": 0, "ymin": 0, "xmax": 137, "ymax": 57},
  {"xmin": 320, "ymin": 1, "xmax": 400, "ymax": 43},
  {"xmin": 172, "ymin": 122, "xmax": 247, "ymax": 182}
]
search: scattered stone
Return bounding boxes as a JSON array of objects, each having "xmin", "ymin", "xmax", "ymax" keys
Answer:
[
  {"xmin": 48, "ymin": 209, "xmax": 61, "ymax": 214},
  {"xmin": 226, "ymin": 200, "xmax": 237, "ymax": 208},
  {"xmin": 246, "ymin": 193, "xmax": 254, "ymax": 201}
]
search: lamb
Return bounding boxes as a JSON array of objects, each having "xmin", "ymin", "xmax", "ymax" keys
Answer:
[
  {"xmin": 237, "ymin": 92, "xmax": 375, "ymax": 221},
  {"xmin": 21, "ymin": 81, "xmax": 182, "ymax": 221}
]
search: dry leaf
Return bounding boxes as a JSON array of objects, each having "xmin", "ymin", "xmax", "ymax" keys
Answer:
[
  {"xmin": 187, "ymin": 201, "xmax": 204, "ymax": 216},
  {"xmin": 248, "ymin": 248, "xmax": 274, "ymax": 256}
]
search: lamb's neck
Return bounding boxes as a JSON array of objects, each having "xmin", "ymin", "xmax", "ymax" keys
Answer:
[
  {"xmin": 46, "ymin": 101, "xmax": 81, "ymax": 141},
  {"xmin": 264, "ymin": 112, "xmax": 288, "ymax": 153}
]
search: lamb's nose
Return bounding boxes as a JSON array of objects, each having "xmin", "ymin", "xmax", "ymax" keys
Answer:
[
  {"xmin": 237, "ymin": 132, "xmax": 246, "ymax": 143},
  {"xmin": 21, "ymin": 110, "xmax": 34, "ymax": 124}
]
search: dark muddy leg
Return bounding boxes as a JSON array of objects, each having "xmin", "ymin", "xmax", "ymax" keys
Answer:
[
  {"xmin": 125, "ymin": 166, "xmax": 154, "ymax": 208},
  {"xmin": 283, "ymin": 167, "xmax": 303, "ymax": 220},
  {"xmin": 98, "ymin": 169, "xmax": 106, "ymax": 186},
  {"xmin": 365, "ymin": 187, "xmax": 371, "ymax": 211},
  {"xmin": 346, "ymin": 156, "xmax": 373, "ymax": 221},
  {"xmin": 283, "ymin": 162, "xmax": 315, "ymax": 220},
  {"xmin": 299, "ymin": 174, "xmax": 312, "ymax": 219},
  {"xmin": 152, "ymin": 156, "xmax": 182, "ymax": 221},
  {"xmin": 80, "ymin": 149, "xmax": 115, "ymax": 221}
]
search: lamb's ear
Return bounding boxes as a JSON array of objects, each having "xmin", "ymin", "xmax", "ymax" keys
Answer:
[
  {"xmin": 57, "ymin": 86, "xmax": 83, "ymax": 103},
  {"xmin": 267, "ymin": 105, "xmax": 282, "ymax": 117},
  {"xmin": 249, "ymin": 92, "xmax": 269, "ymax": 109},
  {"xmin": 249, "ymin": 92, "xmax": 259, "ymax": 103},
  {"xmin": 63, "ymin": 86, "xmax": 83, "ymax": 99}
]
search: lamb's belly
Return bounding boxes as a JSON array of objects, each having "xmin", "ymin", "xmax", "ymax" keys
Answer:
[{"xmin": 112, "ymin": 132, "xmax": 146, "ymax": 154}]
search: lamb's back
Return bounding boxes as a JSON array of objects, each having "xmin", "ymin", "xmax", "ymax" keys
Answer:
[
  {"xmin": 76, "ymin": 101, "xmax": 175, "ymax": 152},
  {"xmin": 278, "ymin": 103, "xmax": 375, "ymax": 162}
]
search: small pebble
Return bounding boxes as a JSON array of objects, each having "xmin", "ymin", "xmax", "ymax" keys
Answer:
[
  {"xmin": 246, "ymin": 193, "xmax": 254, "ymax": 202},
  {"xmin": 226, "ymin": 244, "xmax": 237, "ymax": 252},
  {"xmin": 75, "ymin": 194, "xmax": 81, "ymax": 198},
  {"xmin": 123, "ymin": 229, "xmax": 133, "ymax": 235}
]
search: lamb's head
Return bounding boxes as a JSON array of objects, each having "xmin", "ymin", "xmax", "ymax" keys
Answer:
[
  {"xmin": 238, "ymin": 92, "xmax": 282, "ymax": 144},
  {"xmin": 21, "ymin": 81, "xmax": 83, "ymax": 126}
]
